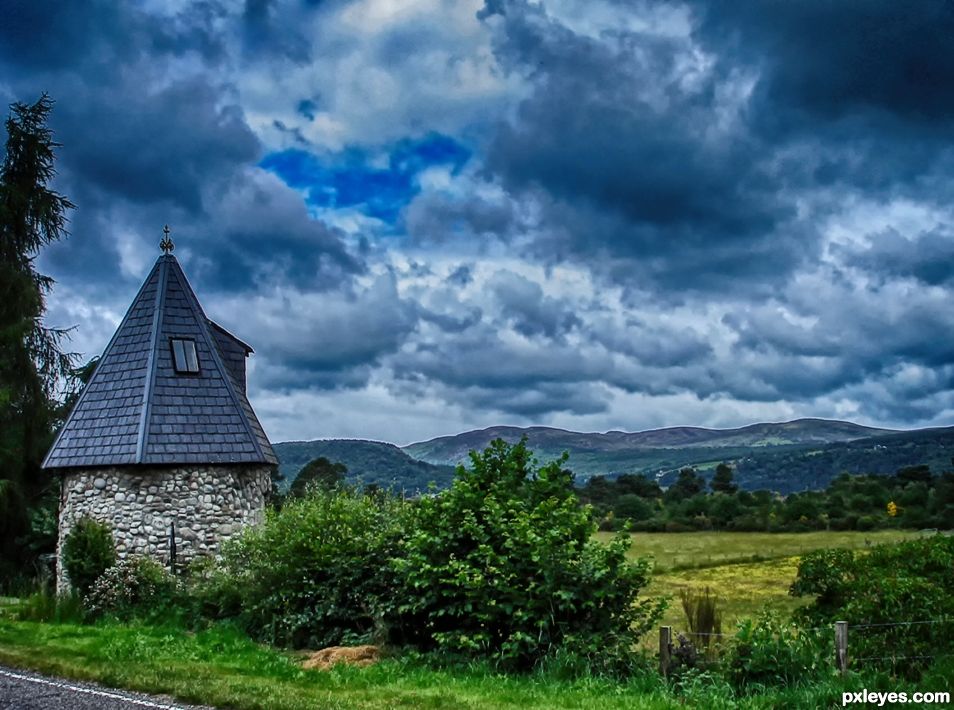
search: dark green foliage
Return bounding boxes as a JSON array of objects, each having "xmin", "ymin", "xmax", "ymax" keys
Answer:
[
  {"xmin": 791, "ymin": 535, "xmax": 954, "ymax": 676},
  {"xmin": 729, "ymin": 428, "xmax": 954, "ymax": 492},
  {"xmin": 84, "ymin": 557, "xmax": 180, "ymax": 620},
  {"xmin": 289, "ymin": 456, "xmax": 347, "ymax": 497},
  {"xmin": 61, "ymin": 517, "xmax": 115, "ymax": 595},
  {"xmin": 582, "ymin": 466, "xmax": 954, "ymax": 533},
  {"xmin": 0, "ymin": 94, "xmax": 77, "ymax": 580},
  {"xmin": 614, "ymin": 473, "xmax": 662, "ymax": 498},
  {"xmin": 613, "ymin": 494, "xmax": 654, "ymax": 523},
  {"xmin": 710, "ymin": 463, "xmax": 737, "ymax": 494},
  {"xmin": 725, "ymin": 612, "xmax": 831, "ymax": 691},
  {"xmin": 390, "ymin": 438, "xmax": 664, "ymax": 671},
  {"xmin": 215, "ymin": 487, "xmax": 406, "ymax": 648},
  {"xmin": 896, "ymin": 464, "xmax": 932, "ymax": 484},
  {"xmin": 665, "ymin": 468, "xmax": 706, "ymax": 501}
]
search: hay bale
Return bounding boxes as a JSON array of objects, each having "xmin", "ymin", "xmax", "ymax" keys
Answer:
[{"xmin": 302, "ymin": 644, "xmax": 380, "ymax": 671}]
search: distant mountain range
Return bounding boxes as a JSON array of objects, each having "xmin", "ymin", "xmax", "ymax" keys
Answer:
[
  {"xmin": 403, "ymin": 419, "xmax": 894, "ymax": 464},
  {"xmin": 275, "ymin": 419, "xmax": 954, "ymax": 494}
]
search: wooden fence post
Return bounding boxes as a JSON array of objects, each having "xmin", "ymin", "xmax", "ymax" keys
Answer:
[
  {"xmin": 835, "ymin": 621, "xmax": 848, "ymax": 674},
  {"xmin": 659, "ymin": 626, "xmax": 672, "ymax": 677}
]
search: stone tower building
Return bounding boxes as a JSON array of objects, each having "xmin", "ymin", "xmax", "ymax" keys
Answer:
[{"xmin": 44, "ymin": 234, "xmax": 278, "ymax": 591}]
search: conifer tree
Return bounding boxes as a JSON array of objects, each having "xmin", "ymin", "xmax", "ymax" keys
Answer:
[{"xmin": 0, "ymin": 94, "xmax": 75, "ymax": 575}]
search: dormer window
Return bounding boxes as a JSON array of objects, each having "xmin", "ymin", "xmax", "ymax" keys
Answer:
[{"xmin": 170, "ymin": 338, "xmax": 199, "ymax": 374}]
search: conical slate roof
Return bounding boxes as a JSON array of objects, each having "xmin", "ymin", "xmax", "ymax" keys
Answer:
[{"xmin": 43, "ymin": 254, "xmax": 278, "ymax": 469}]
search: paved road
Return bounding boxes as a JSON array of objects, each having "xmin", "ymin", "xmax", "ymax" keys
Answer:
[{"xmin": 0, "ymin": 666, "xmax": 214, "ymax": 710}]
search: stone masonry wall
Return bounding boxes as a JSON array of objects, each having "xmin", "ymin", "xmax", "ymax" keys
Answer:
[{"xmin": 56, "ymin": 464, "xmax": 272, "ymax": 592}]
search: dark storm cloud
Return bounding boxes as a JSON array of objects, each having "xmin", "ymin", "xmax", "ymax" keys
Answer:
[
  {"xmin": 404, "ymin": 188, "xmax": 520, "ymax": 245},
  {"xmin": 211, "ymin": 271, "xmax": 419, "ymax": 391},
  {"xmin": 391, "ymin": 323, "xmax": 609, "ymax": 391},
  {"xmin": 0, "ymin": 0, "xmax": 363, "ymax": 296},
  {"xmin": 488, "ymin": 270, "xmax": 580, "ymax": 339},
  {"xmin": 692, "ymin": 0, "xmax": 954, "ymax": 130},
  {"xmin": 477, "ymin": 0, "xmax": 806, "ymax": 292},
  {"xmin": 0, "ymin": 0, "xmax": 132, "ymax": 70},
  {"xmin": 459, "ymin": 381, "xmax": 610, "ymax": 417},
  {"xmin": 59, "ymin": 80, "xmax": 259, "ymax": 213},
  {"xmin": 446, "ymin": 264, "xmax": 474, "ymax": 286},
  {"xmin": 475, "ymin": 0, "xmax": 954, "ymax": 297},
  {"xmin": 718, "ymin": 271, "xmax": 954, "ymax": 409},
  {"xmin": 837, "ymin": 228, "xmax": 954, "ymax": 286},
  {"xmin": 0, "ymin": 0, "xmax": 227, "ymax": 71},
  {"xmin": 585, "ymin": 315, "xmax": 712, "ymax": 368},
  {"xmin": 241, "ymin": 0, "xmax": 312, "ymax": 63}
]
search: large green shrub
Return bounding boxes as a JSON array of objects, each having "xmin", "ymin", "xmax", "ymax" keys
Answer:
[
  {"xmin": 725, "ymin": 612, "xmax": 831, "ymax": 691},
  {"xmin": 791, "ymin": 534, "xmax": 954, "ymax": 675},
  {"xmin": 390, "ymin": 438, "xmax": 663, "ymax": 671},
  {"xmin": 61, "ymin": 517, "xmax": 115, "ymax": 595},
  {"xmin": 216, "ymin": 487, "xmax": 406, "ymax": 648},
  {"xmin": 85, "ymin": 557, "xmax": 180, "ymax": 620}
]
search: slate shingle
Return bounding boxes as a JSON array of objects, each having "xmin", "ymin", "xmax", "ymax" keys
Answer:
[{"xmin": 43, "ymin": 254, "xmax": 278, "ymax": 469}]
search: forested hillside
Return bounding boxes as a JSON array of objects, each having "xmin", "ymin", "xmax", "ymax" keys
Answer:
[
  {"xmin": 687, "ymin": 427, "xmax": 954, "ymax": 493},
  {"xmin": 273, "ymin": 439, "xmax": 455, "ymax": 493},
  {"xmin": 276, "ymin": 425, "xmax": 954, "ymax": 495}
]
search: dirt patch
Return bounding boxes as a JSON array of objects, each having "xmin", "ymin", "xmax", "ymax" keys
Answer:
[{"xmin": 301, "ymin": 645, "xmax": 380, "ymax": 671}]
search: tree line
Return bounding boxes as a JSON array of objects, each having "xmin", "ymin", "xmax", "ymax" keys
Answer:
[{"xmin": 581, "ymin": 463, "xmax": 954, "ymax": 532}]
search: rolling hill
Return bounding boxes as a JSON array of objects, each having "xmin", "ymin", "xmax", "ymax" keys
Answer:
[
  {"xmin": 273, "ymin": 439, "xmax": 455, "ymax": 494},
  {"xmin": 274, "ymin": 420, "xmax": 954, "ymax": 495},
  {"xmin": 402, "ymin": 418, "xmax": 895, "ymax": 474}
]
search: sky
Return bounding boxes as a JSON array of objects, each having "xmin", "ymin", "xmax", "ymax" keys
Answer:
[{"xmin": 2, "ymin": 0, "xmax": 954, "ymax": 446}]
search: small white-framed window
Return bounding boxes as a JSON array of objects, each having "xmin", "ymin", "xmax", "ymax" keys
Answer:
[{"xmin": 170, "ymin": 338, "xmax": 199, "ymax": 374}]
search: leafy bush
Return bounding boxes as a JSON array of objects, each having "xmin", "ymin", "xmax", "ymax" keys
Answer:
[
  {"xmin": 85, "ymin": 557, "xmax": 180, "ymax": 620},
  {"xmin": 61, "ymin": 517, "xmax": 115, "ymax": 595},
  {"xmin": 215, "ymin": 487, "xmax": 406, "ymax": 648},
  {"xmin": 390, "ymin": 438, "xmax": 664, "ymax": 671},
  {"xmin": 725, "ymin": 612, "xmax": 831, "ymax": 691},
  {"xmin": 791, "ymin": 534, "xmax": 954, "ymax": 675}
]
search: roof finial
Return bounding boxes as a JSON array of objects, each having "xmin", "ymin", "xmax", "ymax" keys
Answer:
[{"xmin": 160, "ymin": 224, "xmax": 174, "ymax": 254}]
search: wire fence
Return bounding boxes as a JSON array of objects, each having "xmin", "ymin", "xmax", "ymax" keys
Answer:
[
  {"xmin": 659, "ymin": 617, "xmax": 954, "ymax": 675},
  {"xmin": 845, "ymin": 618, "xmax": 953, "ymax": 669}
]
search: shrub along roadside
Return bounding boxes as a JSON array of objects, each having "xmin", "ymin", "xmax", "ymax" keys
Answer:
[
  {"xmin": 85, "ymin": 556, "xmax": 181, "ymax": 621},
  {"xmin": 210, "ymin": 487, "xmax": 408, "ymax": 649},
  {"xmin": 389, "ymin": 439, "xmax": 665, "ymax": 671}
]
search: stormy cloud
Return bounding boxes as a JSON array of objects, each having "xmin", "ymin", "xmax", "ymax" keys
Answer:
[{"xmin": 2, "ymin": 0, "xmax": 953, "ymax": 443}]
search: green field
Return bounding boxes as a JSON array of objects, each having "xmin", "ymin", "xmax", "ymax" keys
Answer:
[{"xmin": 598, "ymin": 530, "xmax": 920, "ymax": 632}]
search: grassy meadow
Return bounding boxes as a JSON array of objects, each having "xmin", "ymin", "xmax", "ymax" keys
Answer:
[{"xmin": 596, "ymin": 530, "xmax": 920, "ymax": 632}]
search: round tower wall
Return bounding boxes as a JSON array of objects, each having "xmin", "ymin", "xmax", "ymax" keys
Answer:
[{"xmin": 55, "ymin": 464, "xmax": 272, "ymax": 593}]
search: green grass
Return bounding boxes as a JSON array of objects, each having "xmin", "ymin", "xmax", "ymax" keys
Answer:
[
  {"xmin": 0, "ymin": 619, "xmax": 679, "ymax": 710},
  {"xmin": 600, "ymin": 529, "xmax": 918, "ymax": 573},
  {"xmin": 2, "ymin": 618, "xmax": 950, "ymax": 710},
  {"xmin": 601, "ymin": 530, "xmax": 919, "ymax": 633}
]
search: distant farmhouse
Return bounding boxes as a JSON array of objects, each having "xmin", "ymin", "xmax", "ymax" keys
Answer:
[{"xmin": 43, "ymin": 230, "xmax": 277, "ymax": 591}]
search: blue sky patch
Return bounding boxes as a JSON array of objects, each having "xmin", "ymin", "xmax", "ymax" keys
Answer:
[{"xmin": 260, "ymin": 133, "xmax": 470, "ymax": 223}]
